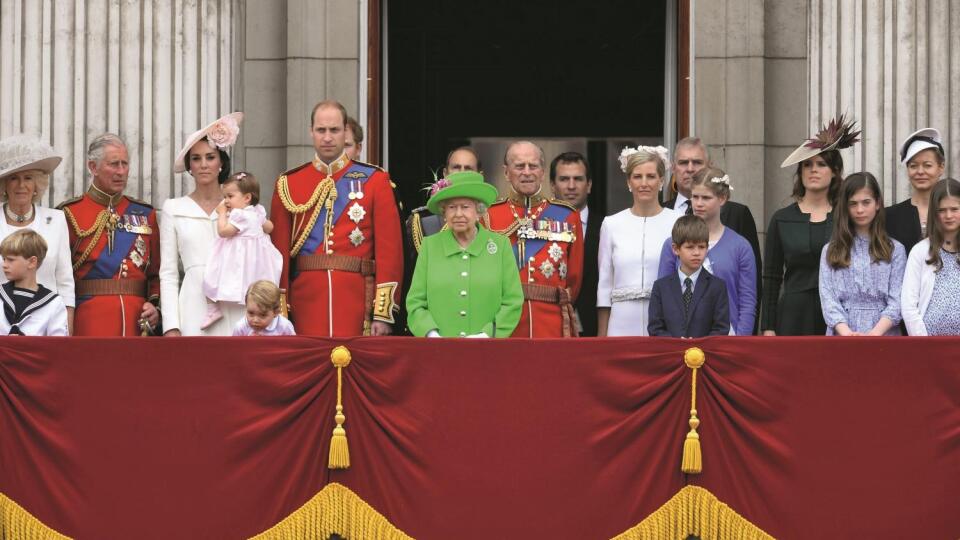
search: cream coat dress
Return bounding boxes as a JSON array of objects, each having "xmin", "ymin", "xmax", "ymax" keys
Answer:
[{"xmin": 160, "ymin": 196, "xmax": 244, "ymax": 336}]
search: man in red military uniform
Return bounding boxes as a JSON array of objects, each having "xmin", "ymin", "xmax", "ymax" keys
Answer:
[
  {"xmin": 483, "ymin": 141, "xmax": 584, "ymax": 337},
  {"xmin": 58, "ymin": 134, "xmax": 161, "ymax": 336},
  {"xmin": 270, "ymin": 100, "xmax": 403, "ymax": 336}
]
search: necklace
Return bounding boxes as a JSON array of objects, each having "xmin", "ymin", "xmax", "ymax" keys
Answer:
[{"xmin": 4, "ymin": 204, "xmax": 34, "ymax": 224}]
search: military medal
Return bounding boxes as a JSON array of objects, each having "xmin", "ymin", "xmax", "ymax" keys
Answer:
[
  {"xmin": 347, "ymin": 202, "xmax": 366, "ymax": 223},
  {"xmin": 539, "ymin": 259, "xmax": 555, "ymax": 279},
  {"xmin": 129, "ymin": 249, "xmax": 144, "ymax": 268},
  {"xmin": 348, "ymin": 179, "xmax": 364, "ymax": 200},
  {"xmin": 517, "ymin": 217, "xmax": 536, "ymax": 239},
  {"xmin": 548, "ymin": 242, "xmax": 563, "ymax": 262},
  {"xmin": 559, "ymin": 261, "xmax": 568, "ymax": 280},
  {"xmin": 349, "ymin": 227, "xmax": 365, "ymax": 246},
  {"xmin": 486, "ymin": 239, "xmax": 498, "ymax": 255}
]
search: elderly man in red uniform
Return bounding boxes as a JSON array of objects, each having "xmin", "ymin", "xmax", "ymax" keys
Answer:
[
  {"xmin": 270, "ymin": 100, "xmax": 403, "ymax": 336},
  {"xmin": 484, "ymin": 141, "xmax": 583, "ymax": 337},
  {"xmin": 58, "ymin": 134, "xmax": 161, "ymax": 336}
]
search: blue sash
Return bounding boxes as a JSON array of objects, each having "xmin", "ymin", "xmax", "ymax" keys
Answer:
[
  {"xmin": 85, "ymin": 201, "xmax": 152, "ymax": 280},
  {"xmin": 513, "ymin": 204, "xmax": 574, "ymax": 269},
  {"xmin": 301, "ymin": 162, "xmax": 376, "ymax": 256}
]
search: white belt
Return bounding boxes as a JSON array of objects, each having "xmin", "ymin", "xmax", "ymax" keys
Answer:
[{"xmin": 611, "ymin": 286, "xmax": 651, "ymax": 303}]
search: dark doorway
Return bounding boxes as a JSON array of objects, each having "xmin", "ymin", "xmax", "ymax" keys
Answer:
[{"xmin": 386, "ymin": 0, "xmax": 667, "ymax": 215}]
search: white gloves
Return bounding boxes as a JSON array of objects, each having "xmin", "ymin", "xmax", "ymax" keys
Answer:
[
  {"xmin": 465, "ymin": 332, "xmax": 489, "ymax": 338},
  {"xmin": 426, "ymin": 329, "xmax": 441, "ymax": 338}
]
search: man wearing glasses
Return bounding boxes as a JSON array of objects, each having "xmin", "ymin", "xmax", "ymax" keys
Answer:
[{"xmin": 484, "ymin": 141, "xmax": 583, "ymax": 337}]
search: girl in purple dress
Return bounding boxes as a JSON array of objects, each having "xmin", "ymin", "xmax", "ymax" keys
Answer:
[
  {"xmin": 658, "ymin": 166, "xmax": 757, "ymax": 335},
  {"xmin": 818, "ymin": 172, "xmax": 905, "ymax": 336},
  {"xmin": 202, "ymin": 172, "xmax": 283, "ymax": 328}
]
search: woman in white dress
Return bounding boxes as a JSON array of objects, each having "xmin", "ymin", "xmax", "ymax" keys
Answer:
[
  {"xmin": 160, "ymin": 112, "xmax": 246, "ymax": 336},
  {"xmin": 0, "ymin": 134, "xmax": 75, "ymax": 332},
  {"xmin": 597, "ymin": 146, "xmax": 680, "ymax": 336}
]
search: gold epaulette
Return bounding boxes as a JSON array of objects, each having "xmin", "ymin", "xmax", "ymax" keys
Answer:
[
  {"xmin": 280, "ymin": 161, "xmax": 312, "ymax": 177},
  {"xmin": 126, "ymin": 196, "xmax": 154, "ymax": 209},
  {"xmin": 407, "ymin": 206, "xmax": 429, "ymax": 253},
  {"xmin": 549, "ymin": 198, "xmax": 577, "ymax": 211},
  {"xmin": 351, "ymin": 159, "xmax": 385, "ymax": 173},
  {"xmin": 55, "ymin": 195, "xmax": 83, "ymax": 210},
  {"xmin": 489, "ymin": 197, "xmax": 508, "ymax": 206}
]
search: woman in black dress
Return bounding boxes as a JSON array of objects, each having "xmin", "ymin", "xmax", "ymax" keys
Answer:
[
  {"xmin": 885, "ymin": 128, "xmax": 946, "ymax": 256},
  {"xmin": 761, "ymin": 116, "xmax": 859, "ymax": 336}
]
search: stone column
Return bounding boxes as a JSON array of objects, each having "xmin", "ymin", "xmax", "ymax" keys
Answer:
[
  {"xmin": 0, "ymin": 0, "xmax": 236, "ymax": 207},
  {"xmin": 809, "ymin": 0, "xmax": 960, "ymax": 203},
  {"xmin": 237, "ymin": 0, "xmax": 362, "ymax": 207},
  {"xmin": 692, "ymin": 0, "xmax": 767, "ymax": 229}
]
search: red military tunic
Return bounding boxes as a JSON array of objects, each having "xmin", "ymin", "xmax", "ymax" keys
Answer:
[
  {"xmin": 58, "ymin": 185, "xmax": 161, "ymax": 336},
  {"xmin": 484, "ymin": 193, "xmax": 584, "ymax": 337},
  {"xmin": 270, "ymin": 153, "xmax": 403, "ymax": 336}
]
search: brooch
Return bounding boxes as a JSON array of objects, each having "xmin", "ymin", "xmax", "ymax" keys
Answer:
[
  {"xmin": 347, "ymin": 202, "xmax": 366, "ymax": 223},
  {"xmin": 486, "ymin": 239, "xmax": 498, "ymax": 255},
  {"xmin": 538, "ymin": 259, "xmax": 555, "ymax": 279},
  {"xmin": 349, "ymin": 227, "xmax": 365, "ymax": 247},
  {"xmin": 548, "ymin": 242, "xmax": 563, "ymax": 262}
]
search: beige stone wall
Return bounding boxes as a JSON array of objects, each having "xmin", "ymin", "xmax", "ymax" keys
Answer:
[
  {"xmin": 235, "ymin": 0, "xmax": 362, "ymax": 206},
  {"xmin": 693, "ymin": 0, "xmax": 808, "ymax": 235},
  {"xmin": 0, "ymin": 0, "xmax": 236, "ymax": 207},
  {"xmin": 808, "ymin": 0, "xmax": 960, "ymax": 204}
]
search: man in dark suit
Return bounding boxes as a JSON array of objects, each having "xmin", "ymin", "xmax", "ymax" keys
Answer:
[
  {"xmin": 664, "ymin": 137, "xmax": 761, "ymax": 334},
  {"xmin": 648, "ymin": 216, "xmax": 730, "ymax": 337},
  {"xmin": 550, "ymin": 151, "xmax": 601, "ymax": 336}
]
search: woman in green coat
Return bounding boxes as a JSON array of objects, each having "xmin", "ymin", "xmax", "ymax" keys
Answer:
[{"xmin": 406, "ymin": 171, "xmax": 523, "ymax": 337}]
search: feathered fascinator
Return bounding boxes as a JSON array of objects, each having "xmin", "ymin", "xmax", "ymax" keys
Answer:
[{"xmin": 781, "ymin": 114, "xmax": 860, "ymax": 168}]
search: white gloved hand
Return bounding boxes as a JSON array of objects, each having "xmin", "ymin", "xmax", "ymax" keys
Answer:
[
  {"xmin": 426, "ymin": 329, "xmax": 441, "ymax": 338},
  {"xmin": 465, "ymin": 332, "xmax": 489, "ymax": 338}
]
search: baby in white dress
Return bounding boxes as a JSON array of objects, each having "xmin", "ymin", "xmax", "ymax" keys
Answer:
[{"xmin": 202, "ymin": 172, "xmax": 283, "ymax": 329}]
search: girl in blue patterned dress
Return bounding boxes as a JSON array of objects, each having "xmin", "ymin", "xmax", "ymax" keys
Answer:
[
  {"xmin": 818, "ymin": 172, "xmax": 906, "ymax": 336},
  {"xmin": 901, "ymin": 178, "xmax": 960, "ymax": 335}
]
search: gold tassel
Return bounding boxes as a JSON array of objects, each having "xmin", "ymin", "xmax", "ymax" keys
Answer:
[
  {"xmin": 328, "ymin": 346, "xmax": 352, "ymax": 469},
  {"xmin": 681, "ymin": 347, "xmax": 705, "ymax": 474}
]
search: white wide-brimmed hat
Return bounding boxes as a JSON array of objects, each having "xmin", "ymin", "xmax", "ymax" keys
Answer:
[
  {"xmin": 781, "ymin": 114, "xmax": 860, "ymax": 168},
  {"xmin": 0, "ymin": 134, "xmax": 62, "ymax": 181},
  {"xmin": 174, "ymin": 112, "xmax": 244, "ymax": 173},
  {"xmin": 900, "ymin": 128, "xmax": 943, "ymax": 165}
]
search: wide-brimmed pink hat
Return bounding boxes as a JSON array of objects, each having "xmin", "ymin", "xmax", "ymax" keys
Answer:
[{"xmin": 174, "ymin": 112, "xmax": 243, "ymax": 173}]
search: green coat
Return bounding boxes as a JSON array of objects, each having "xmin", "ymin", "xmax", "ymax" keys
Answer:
[{"xmin": 406, "ymin": 226, "xmax": 522, "ymax": 337}]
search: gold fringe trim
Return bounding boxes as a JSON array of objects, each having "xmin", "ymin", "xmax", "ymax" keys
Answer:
[
  {"xmin": 247, "ymin": 483, "xmax": 412, "ymax": 540},
  {"xmin": 0, "ymin": 492, "xmax": 72, "ymax": 539},
  {"xmin": 610, "ymin": 486, "xmax": 774, "ymax": 540}
]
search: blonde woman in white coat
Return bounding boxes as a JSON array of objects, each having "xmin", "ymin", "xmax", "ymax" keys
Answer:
[
  {"xmin": 0, "ymin": 134, "xmax": 75, "ymax": 333},
  {"xmin": 161, "ymin": 113, "xmax": 246, "ymax": 336}
]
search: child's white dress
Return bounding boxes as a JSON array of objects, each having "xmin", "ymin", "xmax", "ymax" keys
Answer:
[{"xmin": 203, "ymin": 205, "xmax": 282, "ymax": 303}]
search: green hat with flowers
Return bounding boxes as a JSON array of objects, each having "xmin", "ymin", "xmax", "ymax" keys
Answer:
[{"xmin": 426, "ymin": 171, "xmax": 498, "ymax": 215}]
